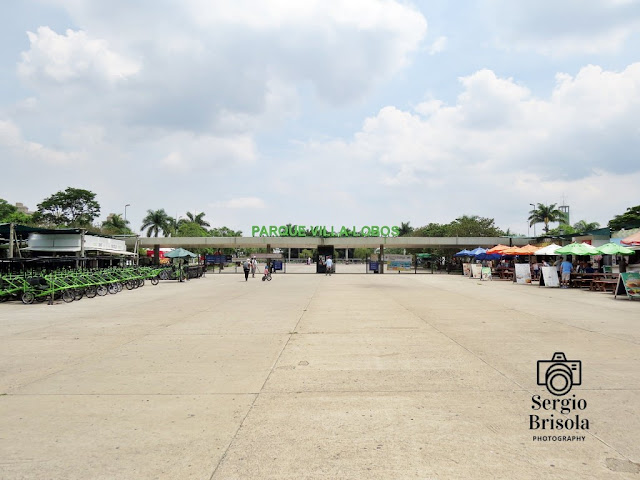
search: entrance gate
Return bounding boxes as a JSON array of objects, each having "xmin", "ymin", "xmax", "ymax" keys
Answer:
[{"xmin": 315, "ymin": 245, "xmax": 335, "ymax": 274}]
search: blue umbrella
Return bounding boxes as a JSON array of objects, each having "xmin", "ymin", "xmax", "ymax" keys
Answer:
[
  {"xmin": 475, "ymin": 252, "xmax": 502, "ymax": 261},
  {"xmin": 454, "ymin": 249, "xmax": 473, "ymax": 257},
  {"xmin": 468, "ymin": 247, "xmax": 487, "ymax": 256}
]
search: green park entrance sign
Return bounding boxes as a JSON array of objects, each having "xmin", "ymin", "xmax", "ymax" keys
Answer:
[{"xmin": 251, "ymin": 225, "xmax": 400, "ymax": 238}]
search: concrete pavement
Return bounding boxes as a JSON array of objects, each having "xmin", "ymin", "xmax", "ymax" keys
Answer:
[{"xmin": 1, "ymin": 268, "xmax": 639, "ymax": 479}]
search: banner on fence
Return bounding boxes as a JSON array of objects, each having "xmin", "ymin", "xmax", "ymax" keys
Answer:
[{"xmin": 386, "ymin": 254, "xmax": 413, "ymax": 272}]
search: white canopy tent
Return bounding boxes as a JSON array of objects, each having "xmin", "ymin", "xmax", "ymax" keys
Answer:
[{"xmin": 534, "ymin": 243, "xmax": 562, "ymax": 256}]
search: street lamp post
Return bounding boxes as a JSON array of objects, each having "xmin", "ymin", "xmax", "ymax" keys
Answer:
[
  {"xmin": 124, "ymin": 204, "xmax": 131, "ymax": 223},
  {"xmin": 529, "ymin": 203, "xmax": 536, "ymax": 237}
]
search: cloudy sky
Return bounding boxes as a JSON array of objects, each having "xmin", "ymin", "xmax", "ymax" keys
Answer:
[{"xmin": 2, "ymin": 0, "xmax": 640, "ymax": 236}]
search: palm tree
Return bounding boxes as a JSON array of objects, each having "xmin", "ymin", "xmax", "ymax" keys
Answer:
[
  {"xmin": 140, "ymin": 209, "xmax": 171, "ymax": 237},
  {"xmin": 528, "ymin": 203, "xmax": 567, "ymax": 234},
  {"xmin": 185, "ymin": 211, "xmax": 210, "ymax": 228},
  {"xmin": 572, "ymin": 220, "xmax": 600, "ymax": 233},
  {"xmin": 165, "ymin": 217, "xmax": 179, "ymax": 236},
  {"xmin": 102, "ymin": 214, "xmax": 131, "ymax": 234},
  {"xmin": 398, "ymin": 221, "xmax": 413, "ymax": 236}
]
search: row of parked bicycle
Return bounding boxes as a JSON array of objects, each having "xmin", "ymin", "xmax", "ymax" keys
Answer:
[{"xmin": 0, "ymin": 264, "xmax": 204, "ymax": 304}]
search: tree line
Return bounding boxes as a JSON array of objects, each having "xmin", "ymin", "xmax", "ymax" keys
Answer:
[
  {"xmin": 1, "ymin": 188, "xmax": 639, "ymax": 238},
  {"xmin": 0, "ymin": 187, "xmax": 240, "ymax": 238}
]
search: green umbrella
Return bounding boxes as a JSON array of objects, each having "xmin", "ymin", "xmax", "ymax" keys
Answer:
[
  {"xmin": 596, "ymin": 242, "xmax": 634, "ymax": 255},
  {"xmin": 555, "ymin": 242, "xmax": 599, "ymax": 256},
  {"xmin": 165, "ymin": 248, "xmax": 198, "ymax": 258}
]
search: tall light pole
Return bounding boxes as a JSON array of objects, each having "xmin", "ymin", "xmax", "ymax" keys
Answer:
[
  {"xmin": 124, "ymin": 204, "xmax": 130, "ymax": 223},
  {"xmin": 529, "ymin": 203, "xmax": 536, "ymax": 237}
]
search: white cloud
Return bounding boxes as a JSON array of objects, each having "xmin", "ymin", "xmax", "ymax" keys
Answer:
[
  {"xmin": 18, "ymin": 2, "xmax": 426, "ymax": 135},
  {"xmin": 290, "ymin": 63, "xmax": 640, "ymax": 230},
  {"xmin": 154, "ymin": 132, "xmax": 258, "ymax": 173},
  {"xmin": 485, "ymin": 0, "xmax": 640, "ymax": 56},
  {"xmin": 161, "ymin": 152, "xmax": 185, "ymax": 171},
  {"xmin": 342, "ymin": 64, "xmax": 640, "ymax": 183},
  {"xmin": 428, "ymin": 36, "xmax": 447, "ymax": 55},
  {"xmin": 18, "ymin": 26, "xmax": 140, "ymax": 85},
  {"xmin": 0, "ymin": 119, "xmax": 83, "ymax": 166},
  {"xmin": 209, "ymin": 197, "xmax": 266, "ymax": 209}
]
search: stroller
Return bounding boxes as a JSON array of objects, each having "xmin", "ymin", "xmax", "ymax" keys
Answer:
[{"xmin": 262, "ymin": 265, "xmax": 272, "ymax": 281}]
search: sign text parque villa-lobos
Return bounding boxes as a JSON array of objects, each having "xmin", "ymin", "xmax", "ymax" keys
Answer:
[{"xmin": 252, "ymin": 225, "xmax": 400, "ymax": 237}]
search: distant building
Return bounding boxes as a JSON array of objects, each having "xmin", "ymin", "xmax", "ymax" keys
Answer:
[
  {"xmin": 559, "ymin": 204, "xmax": 570, "ymax": 225},
  {"xmin": 15, "ymin": 202, "xmax": 31, "ymax": 214}
]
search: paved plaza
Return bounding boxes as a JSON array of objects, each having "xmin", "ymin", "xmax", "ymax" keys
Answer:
[{"xmin": 1, "ymin": 267, "xmax": 639, "ymax": 479}]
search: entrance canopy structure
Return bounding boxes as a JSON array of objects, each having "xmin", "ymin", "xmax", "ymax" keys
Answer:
[
  {"xmin": 130, "ymin": 235, "xmax": 532, "ymax": 274},
  {"xmin": 129, "ymin": 235, "xmax": 532, "ymax": 250}
]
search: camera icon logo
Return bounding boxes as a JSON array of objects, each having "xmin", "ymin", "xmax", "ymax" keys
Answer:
[{"xmin": 537, "ymin": 352, "xmax": 582, "ymax": 396}]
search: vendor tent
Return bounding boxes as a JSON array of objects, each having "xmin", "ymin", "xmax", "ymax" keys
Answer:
[
  {"xmin": 596, "ymin": 243, "xmax": 635, "ymax": 255},
  {"xmin": 475, "ymin": 252, "xmax": 502, "ymax": 261},
  {"xmin": 486, "ymin": 244, "xmax": 511, "ymax": 254},
  {"xmin": 502, "ymin": 244, "xmax": 538, "ymax": 256},
  {"xmin": 555, "ymin": 242, "xmax": 599, "ymax": 256},
  {"xmin": 534, "ymin": 243, "xmax": 561, "ymax": 256}
]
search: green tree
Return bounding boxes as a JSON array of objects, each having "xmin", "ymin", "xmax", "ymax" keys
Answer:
[
  {"xmin": 446, "ymin": 215, "xmax": 504, "ymax": 237},
  {"xmin": 3, "ymin": 211, "xmax": 33, "ymax": 225},
  {"xmin": 411, "ymin": 222, "xmax": 448, "ymax": 237},
  {"xmin": 176, "ymin": 222, "xmax": 209, "ymax": 237},
  {"xmin": 528, "ymin": 203, "xmax": 567, "ymax": 234},
  {"xmin": 36, "ymin": 187, "xmax": 100, "ymax": 227},
  {"xmin": 185, "ymin": 212, "xmax": 210, "ymax": 228},
  {"xmin": 398, "ymin": 221, "xmax": 413, "ymax": 236},
  {"xmin": 0, "ymin": 199, "xmax": 17, "ymax": 221},
  {"xmin": 0, "ymin": 200, "xmax": 34, "ymax": 225},
  {"xmin": 140, "ymin": 209, "xmax": 171, "ymax": 237},
  {"xmin": 210, "ymin": 226, "xmax": 242, "ymax": 237},
  {"xmin": 354, "ymin": 247, "xmax": 374, "ymax": 259},
  {"xmin": 165, "ymin": 217, "xmax": 179, "ymax": 236},
  {"xmin": 102, "ymin": 214, "xmax": 132, "ymax": 235},
  {"xmin": 608, "ymin": 205, "xmax": 640, "ymax": 231},
  {"xmin": 572, "ymin": 220, "xmax": 600, "ymax": 233},
  {"xmin": 547, "ymin": 224, "xmax": 576, "ymax": 236}
]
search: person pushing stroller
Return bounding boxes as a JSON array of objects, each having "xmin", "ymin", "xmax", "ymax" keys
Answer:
[{"xmin": 262, "ymin": 264, "xmax": 272, "ymax": 281}]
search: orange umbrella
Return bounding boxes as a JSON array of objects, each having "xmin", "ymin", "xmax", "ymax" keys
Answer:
[
  {"xmin": 501, "ymin": 246, "xmax": 519, "ymax": 256},
  {"xmin": 503, "ymin": 244, "xmax": 540, "ymax": 256},
  {"xmin": 621, "ymin": 231, "xmax": 640, "ymax": 246},
  {"xmin": 487, "ymin": 244, "xmax": 511, "ymax": 254}
]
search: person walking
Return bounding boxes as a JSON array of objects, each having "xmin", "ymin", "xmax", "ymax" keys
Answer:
[
  {"xmin": 560, "ymin": 256, "xmax": 573, "ymax": 288},
  {"xmin": 242, "ymin": 258, "xmax": 250, "ymax": 281},
  {"xmin": 250, "ymin": 257, "xmax": 258, "ymax": 278},
  {"xmin": 325, "ymin": 256, "xmax": 333, "ymax": 276}
]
